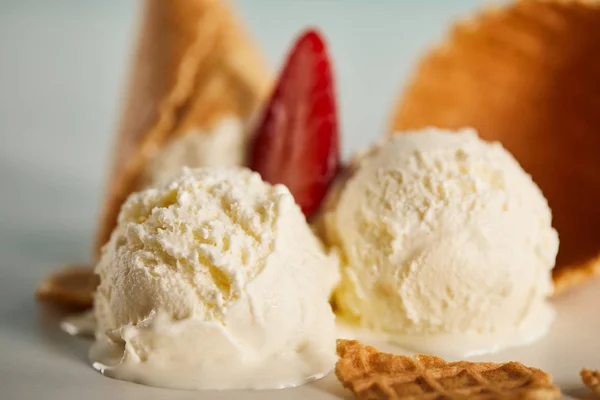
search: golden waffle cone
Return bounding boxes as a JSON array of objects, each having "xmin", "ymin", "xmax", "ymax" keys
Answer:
[
  {"xmin": 581, "ymin": 369, "xmax": 600, "ymax": 397},
  {"xmin": 392, "ymin": 0, "xmax": 600, "ymax": 295},
  {"xmin": 335, "ymin": 339, "xmax": 560, "ymax": 400},
  {"xmin": 94, "ymin": 0, "xmax": 270, "ymax": 258}
]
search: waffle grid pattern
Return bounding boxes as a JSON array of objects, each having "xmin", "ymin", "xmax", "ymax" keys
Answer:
[{"xmin": 335, "ymin": 339, "xmax": 560, "ymax": 400}]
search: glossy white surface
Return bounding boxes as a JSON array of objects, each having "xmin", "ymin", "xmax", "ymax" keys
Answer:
[{"xmin": 1, "ymin": 1, "xmax": 598, "ymax": 399}]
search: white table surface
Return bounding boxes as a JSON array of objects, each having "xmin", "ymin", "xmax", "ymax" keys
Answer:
[{"xmin": 1, "ymin": 1, "xmax": 598, "ymax": 399}]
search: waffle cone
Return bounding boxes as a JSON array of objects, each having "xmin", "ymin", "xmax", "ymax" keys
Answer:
[
  {"xmin": 336, "ymin": 339, "xmax": 560, "ymax": 400},
  {"xmin": 94, "ymin": 0, "xmax": 270, "ymax": 258},
  {"xmin": 392, "ymin": 0, "xmax": 600, "ymax": 295}
]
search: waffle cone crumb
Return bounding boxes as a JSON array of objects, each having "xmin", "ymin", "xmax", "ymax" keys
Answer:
[
  {"xmin": 35, "ymin": 265, "xmax": 97, "ymax": 309},
  {"xmin": 392, "ymin": 0, "xmax": 600, "ymax": 295},
  {"xmin": 335, "ymin": 339, "xmax": 560, "ymax": 400},
  {"xmin": 581, "ymin": 369, "xmax": 600, "ymax": 397}
]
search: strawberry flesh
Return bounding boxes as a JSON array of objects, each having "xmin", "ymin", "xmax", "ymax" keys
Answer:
[{"xmin": 249, "ymin": 29, "xmax": 340, "ymax": 218}]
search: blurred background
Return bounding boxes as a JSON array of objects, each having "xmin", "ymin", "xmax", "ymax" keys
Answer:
[
  {"xmin": 2, "ymin": 4, "xmax": 600, "ymax": 399},
  {"xmin": 0, "ymin": 0, "xmax": 491, "ymax": 282}
]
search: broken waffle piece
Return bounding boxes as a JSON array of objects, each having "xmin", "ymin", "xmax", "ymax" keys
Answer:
[
  {"xmin": 35, "ymin": 265, "xmax": 98, "ymax": 309},
  {"xmin": 335, "ymin": 339, "xmax": 560, "ymax": 400},
  {"xmin": 582, "ymin": 369, "xmax": 600, "ymax": 397}
]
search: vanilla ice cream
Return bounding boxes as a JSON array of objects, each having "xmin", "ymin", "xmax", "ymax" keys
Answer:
[
  {"xmin": 325, "ymin": 128, "xmax": 559, "ymax": 356},
  {"xmin": 142, "ymin": 117, "xmax": 247, "ymax": 187},
  {"xmin": 92, "ymin": 167, "xmax": 338, "ymax": 389}
]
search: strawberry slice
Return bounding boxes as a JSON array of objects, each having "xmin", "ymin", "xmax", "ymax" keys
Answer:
[{"xmin": 249, "ymin": 29, "xmax": 340, "ymax": 218}]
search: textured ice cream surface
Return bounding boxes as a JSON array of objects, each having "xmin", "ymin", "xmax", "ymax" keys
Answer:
[
  {"xmin": 92, "ymin": 167, "xmax": 338, "ymax": 389},
  {"xmin": 325, "ymin": 128, "xmax": 559, "ymax": 356},
  {"xmin": 142, "ymin": 117, "xmax": 247, "ymax": 187}
]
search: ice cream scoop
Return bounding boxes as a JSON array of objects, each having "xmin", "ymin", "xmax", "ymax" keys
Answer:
[
  {"xmin": 35, "ymin": 0, "xmax": 272, "ymax": 311},
  {"xmin": 92, "ymin": 167, "xmax": 338, "ymax": 390},
  {"xmin": 324, "ymin": 128, "xmax": 559, "ymax": 357}
]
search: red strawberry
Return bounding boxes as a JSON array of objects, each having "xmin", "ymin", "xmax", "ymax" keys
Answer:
[{"xmin": 249, "ymin": 29, "xmax": 340, "ymax": 218}]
